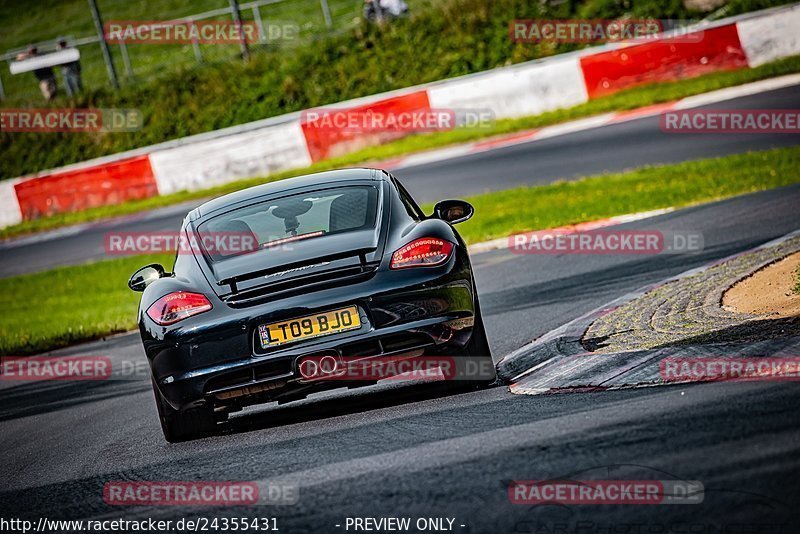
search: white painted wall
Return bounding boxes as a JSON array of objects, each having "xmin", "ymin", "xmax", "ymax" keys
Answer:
[
  {"xmin": 737, "ymin": 4, "xmax": 800, "ymax": 67},
  {"xmin": 0, "ymin": 179, "xmax": 23, "ymax": 227},
  {"xmin": 150, "ymin": 121, "xmax": 312, "ymax": 195},
  {"xmin": 427, "ymin": 57, "xmax": 588, "ymax": 120}
]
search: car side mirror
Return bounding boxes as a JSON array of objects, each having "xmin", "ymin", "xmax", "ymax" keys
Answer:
[
  {"xmin": 432, "ymin": 200, "xmax": 474, "ymax": 224},
  {"xmin": 128, "ymin": 264, "xmax": 165, "ymax": 292}
]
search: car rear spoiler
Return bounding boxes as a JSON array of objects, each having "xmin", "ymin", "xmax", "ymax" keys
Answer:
[{"xmin": 217, "ymin": 247, "xmax": 377, "ymax": 294}]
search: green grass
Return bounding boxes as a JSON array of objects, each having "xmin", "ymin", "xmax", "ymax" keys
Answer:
[
  {"xmin": 0, "ymin": 254, "xmax": 173, "ymax": 356},
  {"xmin": 3, "ymin": 53, "xmax": 800, "ymax": 241},
  {"xmin": 2, "ymin": 146, "xmax": 799, "ymax": 356}
]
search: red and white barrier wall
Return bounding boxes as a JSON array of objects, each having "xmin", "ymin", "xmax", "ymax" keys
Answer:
[{"xmin": 2, "ymin": 3, "xmax": 799, "ymax": 229}]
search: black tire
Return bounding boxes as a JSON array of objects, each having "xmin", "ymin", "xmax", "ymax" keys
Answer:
[
  {"xmin": 450, "ymin": 300, "xmax": 497, "ymax": 389},
  {"xmin": 151, "ymin": 377, "xmax": 216, "ymax": 442}
]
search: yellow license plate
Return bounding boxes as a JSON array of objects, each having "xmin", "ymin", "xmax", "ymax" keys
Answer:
[{"xmin": 258, "ymin": 306, "xmax": 361, "ymax": 348}]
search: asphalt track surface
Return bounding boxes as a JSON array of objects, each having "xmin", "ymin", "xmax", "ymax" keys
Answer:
[
  {"xmin": 2, "ymin": 83, "xmax": 800, "ymax": 278},
  {"xmin": 3, "ymin": 184, "xmax": 800, "ymax": 531}
]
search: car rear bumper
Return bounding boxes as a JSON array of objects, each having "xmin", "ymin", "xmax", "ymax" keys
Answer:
[
  {"xmin": 155, "ymin": 313, "xmax": 476, "ymax": 411},
  {"xmin": 145, "ymin": 257, "xmax": 479, "ymax": 411}
]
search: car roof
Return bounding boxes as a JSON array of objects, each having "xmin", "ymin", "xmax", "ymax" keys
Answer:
[{"xmin": 194, "ymin": 168, "xmax": 388, "ymax": 219}]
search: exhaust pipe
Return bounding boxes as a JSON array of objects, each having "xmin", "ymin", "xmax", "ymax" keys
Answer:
[
  {"xmin": 298, "ymin": 359, "xmax": 319, "ymax": 379},
  {"xmin": 319, "ymin": 355, "xmax": 338, "ymax": 374},
  {"xmin": 298, "ymin": 355, "xmax": 340, "ymax": 379}
]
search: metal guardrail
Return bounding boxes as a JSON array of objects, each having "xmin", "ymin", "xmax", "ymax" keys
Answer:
[
  {"xmin": 1, "ymin": 0, "xmax": 308, "ymax": 62},
  {"xmin": 0, "ymin": 0, "xmax": 353, "ymax": 101}
]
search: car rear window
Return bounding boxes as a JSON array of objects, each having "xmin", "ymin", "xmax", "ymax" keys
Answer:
[{"xmin": 196, "ymin": 185, "xmax": 379, "ymax": 261}]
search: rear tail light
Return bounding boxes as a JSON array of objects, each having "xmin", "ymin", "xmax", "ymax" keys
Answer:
[
  {"xmin": 390, "ymin": 238, "xmax": 454, "ymax": 269},
  {"xmin": 146, "ymin": 292, "xmax": 212, "ymax": 325}
]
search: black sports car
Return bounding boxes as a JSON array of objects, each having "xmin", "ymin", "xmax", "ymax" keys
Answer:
[{"xmin": 129, "ymin": 168, "xmax": 495, "ymax": 442}]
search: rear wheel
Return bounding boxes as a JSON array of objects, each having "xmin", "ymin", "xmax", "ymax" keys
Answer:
[
  {"xmin": 151, "ymin": 378, "xmax": 216, "ymax": 442},
  {"xmin": 451, "ymin": 300, "xmax": 497, "ymax": 388}
]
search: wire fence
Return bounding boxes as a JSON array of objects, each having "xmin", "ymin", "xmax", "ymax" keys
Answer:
[{"xmin": 0, "ymin": 0, "xmax": 364, "ymax": 102}]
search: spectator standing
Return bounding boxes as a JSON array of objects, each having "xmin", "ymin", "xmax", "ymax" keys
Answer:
[
  {"xmin": 57, "ymin": 39, "xmax": 83, "ymax": 97},
  {"xmin": 363, "ymin": 0, "xmax": 383, "ymax": 22},
  {"xmin": 24, "ymin": 46, "xmax": 58, "ymax": 101}
]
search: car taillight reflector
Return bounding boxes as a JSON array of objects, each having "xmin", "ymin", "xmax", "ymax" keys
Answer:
[
  {"xmin": 390, "ymin": 238, "xmax": 454, "ymax": 269},
  {"xmin": 146, "ymin": 292, "xmax": 212, "ymax": 325}
]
